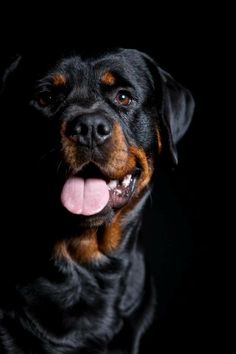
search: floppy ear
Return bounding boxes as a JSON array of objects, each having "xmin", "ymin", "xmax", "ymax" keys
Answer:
[
  {"xmin": 141, "ymin": 52, "xmax": 195, "ymax": 165},
  {"xmin": 0, "ymin": 54, "xmax": 22, "ymax": 95},
  {"xmin": 158, "ymin": 67, "xmax": 195, "ymax": 164}
]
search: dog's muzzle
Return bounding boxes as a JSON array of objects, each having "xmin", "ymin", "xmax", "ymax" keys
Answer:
[{"xmin": 60, "ymin": 116, "xmax": 143, "ymax": 218}]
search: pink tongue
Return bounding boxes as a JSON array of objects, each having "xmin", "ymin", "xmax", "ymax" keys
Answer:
[{"xmin": 61, "ymin": 177, "xmax": 109, "ymax": 216}]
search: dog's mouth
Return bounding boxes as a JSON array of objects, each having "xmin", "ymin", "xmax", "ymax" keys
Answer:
[{"xmin": 61, "ymin": 164, "xmax": 139, "ymax": 217}]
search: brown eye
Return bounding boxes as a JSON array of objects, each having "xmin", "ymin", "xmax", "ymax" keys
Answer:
[
  {"xmin": 115, "ymin": 91, "xmax": 132, "ymax": 106},
  {"xmin": 36, "ymin": 92, "xmax": 53, "ymax": 107}
]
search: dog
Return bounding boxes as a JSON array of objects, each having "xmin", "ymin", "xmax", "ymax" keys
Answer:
[{"xmin": 0, "ymin": 48, "xmax": 194, "ymax": 353}]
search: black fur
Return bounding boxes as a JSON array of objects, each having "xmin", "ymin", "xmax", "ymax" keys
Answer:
[{"xmin": 0, "ymin": 49, "xmax": 194, "ymax": 353}]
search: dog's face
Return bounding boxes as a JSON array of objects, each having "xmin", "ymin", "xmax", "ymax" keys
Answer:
[
  {"xmin": 33, "ymin": 50, "xmax": 158, "ymax": 227},
  {"xmin": 1, "ymin": 49, "xmax": 194, "ymax": 259}
]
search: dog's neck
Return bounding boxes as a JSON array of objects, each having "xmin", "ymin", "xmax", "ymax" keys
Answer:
[
  {"xmin": 2, "ymin": 190, "xmax": 149, "ymax": 288},
  {"xmin": 0, "ymin": 193, "xmax": 149, "ymax": 350}
]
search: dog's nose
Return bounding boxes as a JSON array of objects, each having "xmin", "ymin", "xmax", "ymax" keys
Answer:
[{"xmin": 66, "ymin": 114, "xmax": 112, "ymax": 147}]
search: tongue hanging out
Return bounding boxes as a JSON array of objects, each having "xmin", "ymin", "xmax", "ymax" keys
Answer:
[
  {"xmin": 61, "ymin": 172, "xmax": 136, "ymax": 216},
  {"xmin": 61, "ymin": 177, "xmax": 110, "ymax": 216}
]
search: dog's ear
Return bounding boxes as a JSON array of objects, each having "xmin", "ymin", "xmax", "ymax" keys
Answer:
[
  {"xmin": 141, "ymin": 52, "xmax": 195, "ymax": 165},
  {"xmin": 0, "ymin": 54, "xmax": 22, "ymax": 95}
]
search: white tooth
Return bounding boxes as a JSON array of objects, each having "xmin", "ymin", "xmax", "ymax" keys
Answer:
[
  {"xmin": 122, "ymin": 174, "xmax": 132, "ymax": 188},
  {"xmin": 108, "ymin": 180, "xmax": 118, "ymax": 190},
  {"xmin": 116, "ymin": 189, "xmax": 122, "ymax": 195}
]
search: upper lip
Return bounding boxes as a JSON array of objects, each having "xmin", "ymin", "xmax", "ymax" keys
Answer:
[
  {"xmin": 73, "ymin": 163, "xmax": 111, "ymax": 182},
  {"xmin": 72, "ymin": 162, "xmax": 140, "ymax": 183}
]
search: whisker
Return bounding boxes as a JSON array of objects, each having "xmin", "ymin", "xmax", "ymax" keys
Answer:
[
  {"xmin": 39, "ymin": 148, "xmax": 57, "ymax": 162},
  {"xmin": 147, "ymin": 190, "xmax": 153, "ymax": 208},
  {"xmin": 56, "ymin": 160, "xmax": 64, "ymax": 176}
]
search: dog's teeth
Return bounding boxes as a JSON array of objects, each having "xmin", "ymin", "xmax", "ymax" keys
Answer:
[
  {"xmin": 108, "ymin": 180, "xmax": 119, "ymax": 190},
  {"xmin": 115, "ymin": 189, "xmax": 122, "ymax": 195},
  {"xmin": 108, "ymin": 175, "xmax": 132, "ymax": 190},
  {"xmin": 122, "ymin": 174, "xmax": 132, "ymax": 188}
]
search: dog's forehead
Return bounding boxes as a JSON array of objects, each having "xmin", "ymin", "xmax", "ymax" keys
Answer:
[{"xmin": 52, "ymin": 52, "xmax": 150, "ymax": 83}]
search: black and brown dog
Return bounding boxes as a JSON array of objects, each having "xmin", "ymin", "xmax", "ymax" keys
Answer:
[{"xmin": 0, "ymin": 48, "xmax": 194, "ymax": 353}]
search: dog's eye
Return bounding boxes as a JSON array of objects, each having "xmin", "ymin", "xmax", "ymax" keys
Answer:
[
  {"xmin": 36, "ymin": 92, "xmax": 53, "ymax": 107},
  {"xmin": 115, "ymin": 91, "xmax": 132, "ymax": 106}
]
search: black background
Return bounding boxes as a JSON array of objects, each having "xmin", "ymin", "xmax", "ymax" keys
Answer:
[{"xmin": 0, "ymin": 6, "xmax": 228, "ymax": 352}]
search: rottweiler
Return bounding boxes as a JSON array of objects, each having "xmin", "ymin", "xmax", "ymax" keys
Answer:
[{"xmin": 0, "ymin": 48, "xmax": 194, "ymax": 353}]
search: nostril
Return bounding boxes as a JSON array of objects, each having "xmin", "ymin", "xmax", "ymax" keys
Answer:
[
  {"xmin": 97, "ymin": 123, "xmax": 111, "ymax": 137},
  {"xmin": 66, "ymin": 122, "xmax": 89, "ymax": 141},
  {"xmin": 78, "ymin": 123, "xmax": 89, "ymax": 136}
]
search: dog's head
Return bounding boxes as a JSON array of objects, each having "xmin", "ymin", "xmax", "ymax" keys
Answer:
[{"xmin": 1, "ymin": 49, "xmax": 194, "ymax": 260}]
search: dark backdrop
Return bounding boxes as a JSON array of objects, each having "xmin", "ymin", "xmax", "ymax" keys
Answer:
[{"xmin": 0, "ymin": 7, "xmax": 226, "ymax": 351}]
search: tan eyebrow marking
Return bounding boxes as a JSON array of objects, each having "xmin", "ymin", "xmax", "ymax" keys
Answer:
[
  {"xmin": 52, "ymin": 73, "xmax": 67, "ymax": 86},
  {"xmin": 101, "ymin": 71, "xmax": 116, "ymax": 86}
]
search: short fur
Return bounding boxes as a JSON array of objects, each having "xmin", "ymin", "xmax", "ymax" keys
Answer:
[{"xmin": 0, "ymin": 49, "xmax": 194, "ymax": 353}]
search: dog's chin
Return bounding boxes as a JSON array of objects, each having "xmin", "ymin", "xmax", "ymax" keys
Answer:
[{"xmin": 72, "ymin": 206, "xmax": 114, "ymax": 228}]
